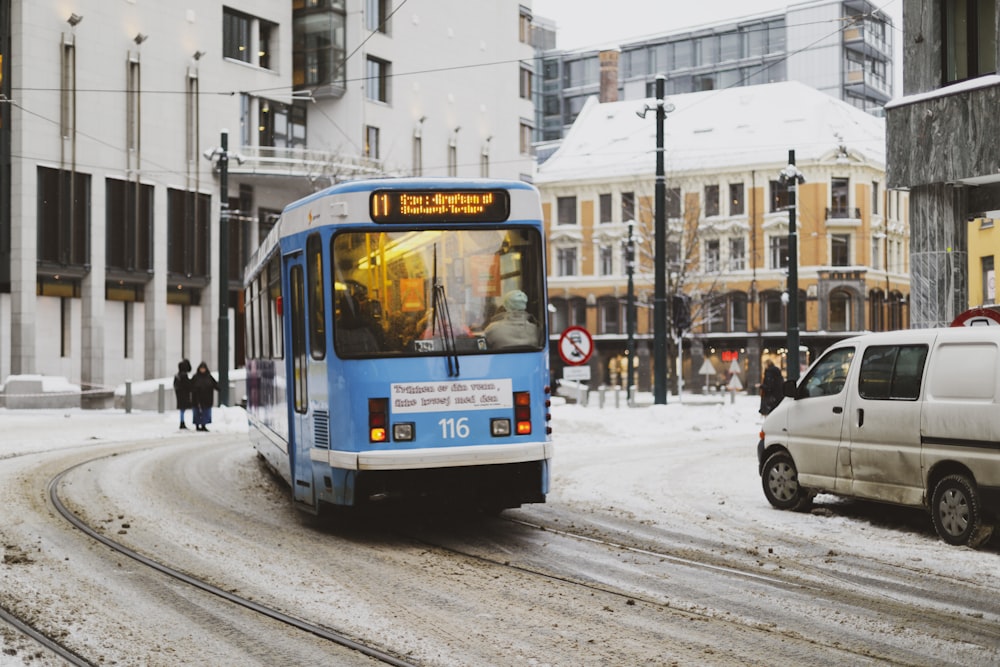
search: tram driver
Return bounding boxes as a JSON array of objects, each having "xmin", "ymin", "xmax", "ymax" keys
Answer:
[{"xmin": 484, "ymin": 290, "xmax": 541, "ymax": 349}]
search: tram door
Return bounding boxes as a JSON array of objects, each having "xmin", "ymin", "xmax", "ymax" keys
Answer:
[{"xmin": 285, "ymin": 253, "xmax": 315, "ymax": 509}]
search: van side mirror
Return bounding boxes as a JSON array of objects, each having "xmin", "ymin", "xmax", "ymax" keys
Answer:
[{"xmin": 782, "ymin": 379, "xmax": 798, "ymax": 398}]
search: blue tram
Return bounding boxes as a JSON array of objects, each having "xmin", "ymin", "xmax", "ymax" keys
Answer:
[{"xmin": 243, "ymin": 179, "xmax": 552, "ymax": 513}]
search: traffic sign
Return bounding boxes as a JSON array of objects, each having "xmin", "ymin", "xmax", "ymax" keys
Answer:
[
  {"xmin": 558, "ymin": 326, "xmax": 593, "ymax": 365},
  {"xmin": 951, "ymin": 306, "xmax": 1000, "ymax": 327}
]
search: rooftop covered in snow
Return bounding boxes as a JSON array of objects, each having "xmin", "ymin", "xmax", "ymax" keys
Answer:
[{"xmin": 535, "ymin": 80, "xmax": 886, "ymax": 184}]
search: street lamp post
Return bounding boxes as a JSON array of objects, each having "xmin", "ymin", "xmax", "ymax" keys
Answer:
[
  {"xmin": 637, "ymin": 76, "xmax": 674, "ymax": 404},
  {"xmin": 217, "ymin": 131, "xmax": 231, "ymax": 406},
  {"xmin": 778, "ymin": 150, "xmax": 805, "ymax": 384},
  {"xmin": 625, "ymin": 221, "xmax": 636, "ymax": 402},
  {"xmin": 203, "ymin": 131, "xmax": 232, "ymax": 406}
]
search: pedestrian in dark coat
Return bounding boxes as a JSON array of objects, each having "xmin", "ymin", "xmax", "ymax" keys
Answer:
[
  {"xmin": 173, "ymin": 359, "xmax": 193, "ymax": 430},
  {"xmin": 190, "ymin": 361, "xmax": 219, "ymax": 432},
  {"xmin": 759, "ymin": 360, "xmax": 784, "ymax": 416}
]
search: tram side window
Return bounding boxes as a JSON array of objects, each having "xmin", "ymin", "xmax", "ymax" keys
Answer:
[
  {"xmin": 269, "ymin": 254, "xmax": 284, "ymax": 359},
  {"xmin": 246, "ymin": 281, "xmax": 257, "ymax": 360},
  {"xmin": 307, "ymin": 233, "xmax": 326, "ymax": 360},
  {"xmin": 290, "ymin": 265, "xmax": 308, "ymax": 413}
]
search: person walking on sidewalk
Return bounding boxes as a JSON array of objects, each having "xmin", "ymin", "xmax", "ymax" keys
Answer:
[
  {"xmin": 173, "ymin": 359, "xmax": 192, "ymax": 430},
  {"xmin": 191, "ymin": 361, "xmax": 219, "ymax": 432}
]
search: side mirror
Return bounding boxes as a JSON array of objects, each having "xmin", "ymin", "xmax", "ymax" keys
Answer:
[{"xmin": 782, "ymin": 379, "xmax": 798, "ymax": 399}]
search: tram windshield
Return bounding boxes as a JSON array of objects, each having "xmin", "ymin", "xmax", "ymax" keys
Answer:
[{"xmin": 331, "ymin": 228, "xmax": 546, "ymax": 358}]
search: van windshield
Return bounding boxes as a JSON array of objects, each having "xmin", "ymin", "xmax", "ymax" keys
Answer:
[{"xmin": 799, "ymin": 347, "xmax": 855, "ymax": 397}]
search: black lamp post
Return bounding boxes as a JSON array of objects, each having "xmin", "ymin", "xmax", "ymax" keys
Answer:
[
  {"xmin": 625, "ymin": 221, "xmax": 636, "ymax": 402},
  {"xmin": 778, "ymin": 150, "xmax": 805, "ymax": 384},
  {"xmin": 204, "ymin": 130, "xmax": 232, "ymax": 406},
  {"xmin": 638, "ymin": 75, "xmax": 674, "ymax": 404}
]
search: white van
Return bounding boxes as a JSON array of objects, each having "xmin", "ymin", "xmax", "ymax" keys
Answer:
[{"xmin": 757, "ymin": 327, "xmax": 1000, "ymax": 548}]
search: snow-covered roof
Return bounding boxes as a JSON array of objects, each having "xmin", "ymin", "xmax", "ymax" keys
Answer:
[{"xmin": 535, "ymin": 80, "xmax": 886, "ymax": 184}]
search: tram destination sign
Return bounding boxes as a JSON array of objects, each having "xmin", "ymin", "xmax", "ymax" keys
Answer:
[{"xmin": 370, "ymin": 189, "xmax": 511, "ymax": 223}]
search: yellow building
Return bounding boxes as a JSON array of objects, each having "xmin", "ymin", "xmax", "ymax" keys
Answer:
[
  {"xmin": 968, "ymin": 215, "xmax": 998, "ymax": 309},
  {"xmin": 536, "ymin": 81, "xmax": 910, "ymax": 393}
]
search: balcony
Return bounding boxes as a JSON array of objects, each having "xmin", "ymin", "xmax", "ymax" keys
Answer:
[{"xmin": 227, "ymin": 145, "xmax": 386, "ymax": 183}]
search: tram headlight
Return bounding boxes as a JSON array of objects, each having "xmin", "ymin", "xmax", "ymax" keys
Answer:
[
  {"xmin": 393, "ymin": 422, "xmax": 415, "ymax": 441},
  {"xmin": 491, "ymin": 418, "xmax": 511, "ymax": 437}
]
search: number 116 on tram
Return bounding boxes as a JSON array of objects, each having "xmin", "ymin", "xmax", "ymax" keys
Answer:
[{"xmin": 242, "ymin": 178, "xmax": 553, "ymax": 514}]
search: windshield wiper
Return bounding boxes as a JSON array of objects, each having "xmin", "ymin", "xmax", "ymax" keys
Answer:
[{"xmin": 431, "ymin": 245, "xmax": 460, "ymax": 377}]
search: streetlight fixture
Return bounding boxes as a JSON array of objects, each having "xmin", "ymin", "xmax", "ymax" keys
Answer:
[
  {"xmin": 778, "ymin": 150, "xmax": 805, "ymax": 383},
  {"xmin": 637, "ymin": 75, "xmax": 675, "ymax": 404}
]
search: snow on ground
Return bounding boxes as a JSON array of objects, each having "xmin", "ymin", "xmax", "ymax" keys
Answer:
[{"xmin": 1, "ymin": 390, "xmax": 997, "ymax": 582}]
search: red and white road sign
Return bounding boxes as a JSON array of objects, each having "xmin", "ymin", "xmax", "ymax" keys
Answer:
[{"xmin": 558, "ymin": 326, "xmax": 594, "ymax": 366}]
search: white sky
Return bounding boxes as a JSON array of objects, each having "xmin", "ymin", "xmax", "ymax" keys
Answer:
[{"xmin": 531, "ymin": 0, "xmax": 903, "ymax": 51}]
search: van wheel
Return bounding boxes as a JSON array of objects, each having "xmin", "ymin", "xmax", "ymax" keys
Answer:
[
  {"xmin": 761, "ymin": 451, "xmax": 812, "ymax": 512},
  {"xmin": 931, "ymin": 474, "xmax": 994, "ymax": 548}
]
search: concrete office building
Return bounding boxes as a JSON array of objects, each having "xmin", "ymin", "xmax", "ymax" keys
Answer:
[
  {"xmin": 0, "ymin": 0, "xmax": 536, "ymax": 400},
  {"xmin": 538, "ymin": 0, "xmax": 894, "ymax": 143}
]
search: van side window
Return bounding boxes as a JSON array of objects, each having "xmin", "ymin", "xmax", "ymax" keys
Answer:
[
  {"xmin": 859, "ymin": 345, "xmax": 928, "ymax": 401},
  {"xmin": 799, "ymin": 347, "xmax": 855, "ymax": 398}
]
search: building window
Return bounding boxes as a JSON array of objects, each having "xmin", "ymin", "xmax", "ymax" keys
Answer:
[
  {"xmin": 366, "ymin": 56, "xmax": 390, "ymax": 102},
  {"xmin": 520, "ymin": 121, "xmax": 532, "ymax": 155},
  {"xmin": 769, "ymin": 235, "xmax": 788, "ymax": 269},
  {"xmin": 520, "ymin": 65, "xmax": 533, "ymax": 100},
  {"xmin": 294, "ymin": 2, "xmax": 346, "ymax": 89},
  {"xmin": 983, "ymin": 255, "xmax": 996, "ymax": 303},
  {"xmin": 223, "ymin": 8, "xmax": 252, "ymax": 63},
  {"xmin": 704, "ymin": 184, "xmax": 720, "ymax": 217},
  {"xmin": 185, "ymin": 73, "xmax": 199, "ymax": 164},
  {"xmin": 943, "ymin": 0, "xmax": 997, "ymax": 83},
  {"xmin": 126, "ymin": 59, "xmax": 140, "ymax": 153},
  {"xmin": 259, "ymin": 20, "xmax": 276, "ymax": 69},
  {"xmin": 570, "ymin": 297, "xmax": 587, "ymax": 326},
  {"xmin": 704, "ymin": 238, "xmax": 720, "ymax": 272},
  {"xmin": 167, "ymin": 189, "xmax": 210, "ymax": 279},
  {"xmin": 730, "ymin": 292, "xmax": 748, "ymax": 331},
  {"xmin": 872, "ymin": 181, "xmax": 879, "ymax": 215},
  {"xmin": 829, "ymin": 290, "xmax": 853, "ymax": 331},
  {"xmin": 729, "ymin": 183, "xmax": 744, "ymax": 216},
  {"xmin": 519, "ymin": 7, "xmax": 532, "ymax": 44},
  {"xmin": 666, "ymin": 187, "xmax": 681, "ymax": 218},
  {"xmin": 621, "ymin": 191, "xmax": 635, "ymax": 222},
  {"xmin": 412, "ymin": 134, "xmax": 422, "ymax": 176},
  {"xmin": 365, "ymin": 125, "xmax": 380, "ymax": 159},
  {"xmin": 830, "ymin": 177, "xmax": 850, "ymax": 218},
  {"xmin": 762, "ymin": 292, "xmax": 784, "ymax": 331},
  {"xmin": 556, "ymin": 247, "xmax": 577, "ymax": 276},
  {"xmin": 37, "ymin": 167, "xmax": 90, "ymax": 269},
  {"xmin": 61, "ymin": 38, "xmax": 76, "ymax": 139},
  {"xmin": 869, "ymin": 289, "xmax": 885, "ymax": 331},
  {"xmin": 831, "ymin": 233, "xmax": 850, "ymax": 266},
  {"xmin": 106, "ymin": 178, "xmax": 153, "ymax": 274},
  {"xmin": 258, "ymin": 100, "xmax": 307, "ymax": 148},
  {"xmin": 365, "ymin": 0, "xmax": 389, "ymax": 33},
  {"xmin": 769, "ymin": 180, "xmax": 789, "ymax": 212},
  {"xmin": 599, "ymin": 194, "xmax": 612, "ymax": 223},
  {"xmin": 599, "ymin": 245, "xmax": 613, "ymax": 276},
  {"xmin": 599, "ymin": 297, "xmax": 620, "ymax": 334},
  {"xmin": 549, "ymin": 298, "xmax": 568, "ymax": 333},
  {"xmin": 447, "ymin": 141, "xmax": 457, "ymax": 177},
  {"xmin": 729, "ymin": 237, "xmax": 745, "ymax": 270},
  {"xmin": 557, "ymin": 196, "xmax": 577, "ymax": 225}
]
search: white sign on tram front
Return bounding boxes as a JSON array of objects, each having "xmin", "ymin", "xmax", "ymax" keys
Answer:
[{"xmin": 390, "ymin": 379, "xmax": 513, "ymax": 413}]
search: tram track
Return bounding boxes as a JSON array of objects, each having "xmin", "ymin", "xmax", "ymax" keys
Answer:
[
  {"xmin": 395, "ymin": 508, "xmax": 1000, "ymax": 666},
  {"xmin": 46, "ymin": 455, "xmax": 417, "ymax": 667}
]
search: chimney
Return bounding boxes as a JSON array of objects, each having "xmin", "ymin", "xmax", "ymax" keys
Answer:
[{"xmin": 599, "ymin": 49, "xmax": 620, "ymax": 103}]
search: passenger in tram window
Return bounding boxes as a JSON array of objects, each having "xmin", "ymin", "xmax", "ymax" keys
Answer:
[
  {"xmin": 191, "ymin": 361, "xmax": 219, "ymax": 432},
  {"xmin": 173, "ymin": 358, "xmax": 192, "ymax": 430},
  {"xmin": 484, "ymin": 290, "xmax": 541, "ymax": 349}
]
